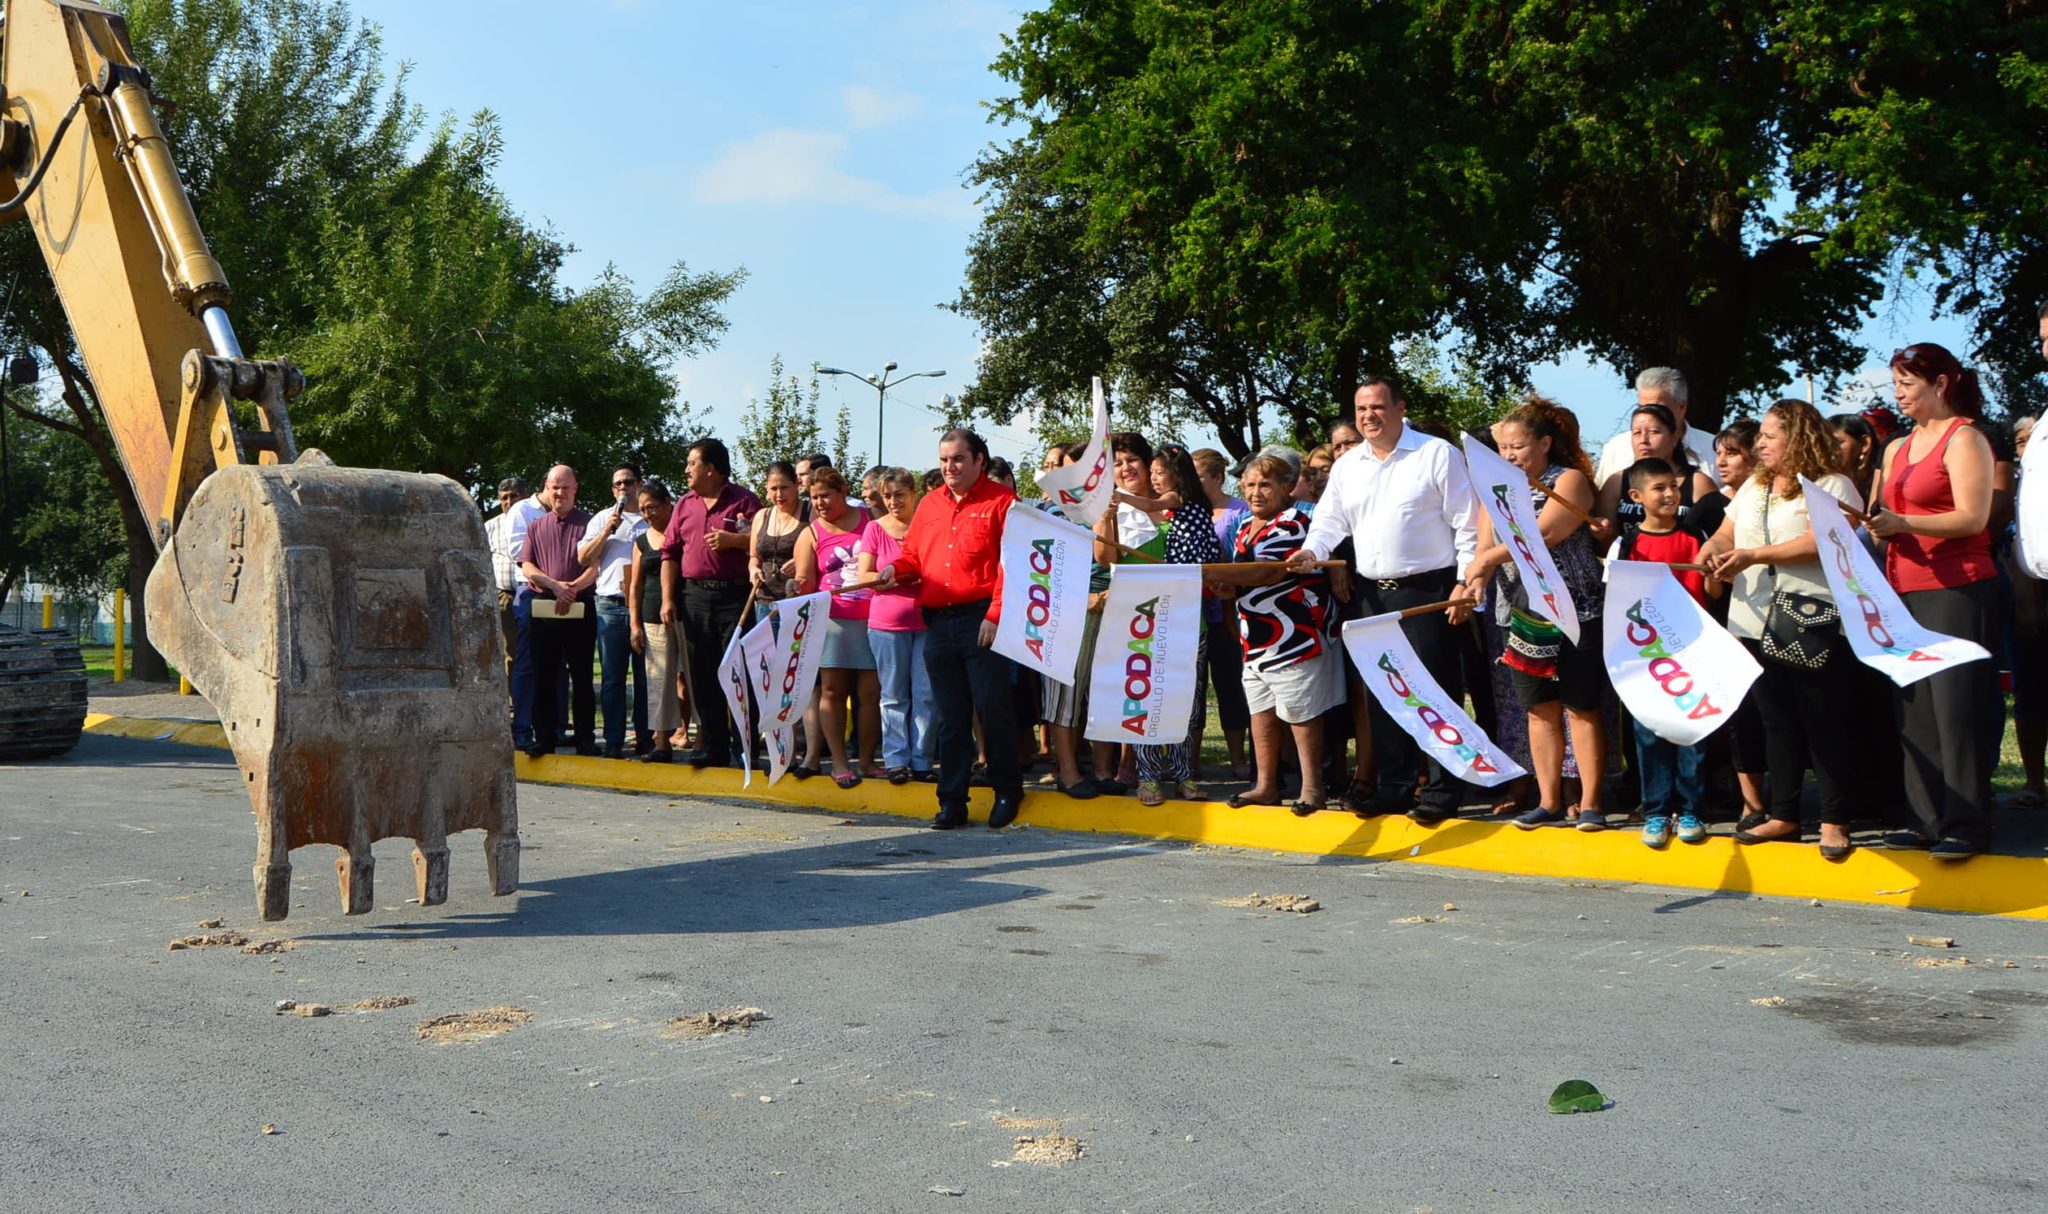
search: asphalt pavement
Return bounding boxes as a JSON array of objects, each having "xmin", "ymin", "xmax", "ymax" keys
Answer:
[{"xmin": 4, "ymin": 734, "xmax": 2046, "ymax": 1213}]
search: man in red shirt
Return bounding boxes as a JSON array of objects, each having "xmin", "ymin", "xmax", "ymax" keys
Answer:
[{"xmin": 878, "ymin": 428, "xmax": 1024, "ymax": 829}]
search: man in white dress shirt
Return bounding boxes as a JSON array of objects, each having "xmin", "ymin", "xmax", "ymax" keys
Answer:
[
  {"xmin": 579, "ymin": 464, "xmax": 650, "ymax": 759},
  {"xmin": 1290, "ymin": 376, "xmax": 1479, "ymax": 821},
  {"xmin": 1594, "ymin": 367, "xmax": 1719, "ymax": 485},
  {"xmin": 483, "ymin": 476, "xmax": 526, "ymax": 683}
]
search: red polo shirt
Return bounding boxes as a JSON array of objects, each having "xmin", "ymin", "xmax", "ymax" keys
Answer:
[{"xmin": 893, "ymin": 475, "xmax": 1016, "ymax": 622}]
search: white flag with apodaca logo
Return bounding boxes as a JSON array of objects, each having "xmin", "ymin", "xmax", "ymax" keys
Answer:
[
  {"xmin": 992, "ymin": 503, "xmax": 1096, "ymax": 683},
  {"xmin": 1340, "ymin": 613, "xmax": 1523, "ymax": 787},
  {"xmin": 1036, "ymin": 376, "xmax": 1115, "ymax": 525},
  {"xmin": 1462, "ymin": 436, "xmax": 1581, "ymax": 645},
  {"xmin": 1084, "ymin": 563, "xmax": 1202, "ymax": 745},
  {"xmin": 742, "ymin": 590, "xmax": 829, "ymax": 785},
  {"xmin": 715, "ymin": 623, "xmax": 756, "ymax": 786},
  {"xmin": 1602, "ymin": 560, "xmax": 1760, "ymax": 746},
  {"xmin": 1799, "ymin": 476, "xmax": 1989, "ymax": 687}
]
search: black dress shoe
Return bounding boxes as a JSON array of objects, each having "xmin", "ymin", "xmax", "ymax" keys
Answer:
[
  {"xmin": 683, "ymin": 748, "xmax": 726, "ymax": 769},
  {"xmin": 988, "ymin": 795, "xmax": 1022, "ymax": 830},
  {"xmin": 637, "ymin": 748, "xmax": 673, "ymax": 764},
  {"xmin": 521, "ymin": 745, "xmax": 550, "ymax": 761},
  {"xmin": 931, "ymin": 808, "xmax": 969, "ymax": 831},
  {"xmin": 1407, "ymin": 804, "xmax": 1456, "ymax": 825}
]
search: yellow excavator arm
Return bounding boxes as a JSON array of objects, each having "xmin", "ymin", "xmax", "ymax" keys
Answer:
[{"xmin": 0, "ymin": 0, "xmax": 518, "ymax": 920}]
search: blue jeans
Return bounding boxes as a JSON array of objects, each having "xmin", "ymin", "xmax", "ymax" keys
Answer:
[
  {"xmin": 595, "ymin": 597, "xmax": 647, "ymax": 755},
  {"xmin": 870, "ymin": 627, "xmax": 931, "ymax": 772},
  {"xmin": 510, "ymin": 588, "xmax": 535, "ymax": 745},
  {"xmin": 1632, "ymin": 718, "xmax": 1702, "ymax": 816}
]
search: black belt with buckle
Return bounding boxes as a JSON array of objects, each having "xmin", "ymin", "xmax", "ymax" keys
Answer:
[{"xmin": 1366, "ymin": 567, "xmax": 1454, "ymax": 592}]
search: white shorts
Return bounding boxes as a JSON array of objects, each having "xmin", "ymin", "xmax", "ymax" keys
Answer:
[{"xmin": 1242, "ymin": 647, "xmax": 1343, "ymax": 724}]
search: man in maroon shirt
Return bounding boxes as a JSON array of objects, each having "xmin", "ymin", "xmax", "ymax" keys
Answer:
[
  {"xmin": 878, "ymin": 428, "xmax": 1025, "ymax": 829},
  {"xmin": 518, "ymin": 464, "xmax": 598, "ymax": 758},
  {"xmin": 660, "ymin": 438, "xmax": 761, "ymax": 766}
]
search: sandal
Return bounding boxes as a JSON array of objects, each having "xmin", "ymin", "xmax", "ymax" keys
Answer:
[
  {"xmin": 1734, "ymin": 821, "xmax": 1800, "ymax": 844},
  {"xmin": 864, "ymin": 765, "xmax": 890, "ymax": 782},
  {"xmin": 1177, "ymin": 780, "xmax": 1200, "ymax": 801},
  {"xmin": 887, "ymin": 767, "xmax": 911, "ymax": 785},
  {"xmin": 1136, "ymin": 780, "xmax": 1166, "ymax": 807},
  {"xmin": 832, "ymin": 768, "xmax": 862, "ymax": 789},
  {"xmin": 1227, "ymin": 792, "xmax": 1281, "ymax": 809},
  {"xmin": 789, "ymin": 764, "xmax": 817, "ymax": 780},
  {"xmin": 1290, "ymin": 796, "xmax": 1326, "ymax": 818}
]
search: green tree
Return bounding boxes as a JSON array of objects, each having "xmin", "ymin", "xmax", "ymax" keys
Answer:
[
  {"xmin": 0, "ymin": 0, "xmax": 740, "ymax": 677},
  {"xmin": 0, "ymin": 405, "xmax": 123, "ymax": 611},
  {"xmin": 732, "ymin": 355, "xmax": 864, "ymax": 489},
  {"xmin": 1774, "ymin": 2, "xmax": 2048, "ymax": 416},
  {"xmin": 963, "ymin": 0, "xmax": 2048, "ymax": 441}
]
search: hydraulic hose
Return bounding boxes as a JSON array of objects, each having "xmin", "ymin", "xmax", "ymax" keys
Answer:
[{"xmin": 0, "ymin": 87, "xmax": 90, "ymax": 219}]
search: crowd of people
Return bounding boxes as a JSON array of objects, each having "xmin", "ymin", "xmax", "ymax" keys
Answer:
[{"xmin": 486, "ymin": 327, "xmax": 2048, "ymax": 862}]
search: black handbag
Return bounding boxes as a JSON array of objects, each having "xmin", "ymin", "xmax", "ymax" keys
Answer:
[
  {"xmin": 1760, "ymin": 584, "xmax": 1840, "ymax": 669},
  {"xmin": 1756, "ymin": 490, "xmax": 1841, "ymax": 669}
]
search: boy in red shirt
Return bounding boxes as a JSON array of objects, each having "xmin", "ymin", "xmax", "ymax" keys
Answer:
[{"xmin": 1618, "ymin": 458, "xmax": 1724, "ymax": 848}]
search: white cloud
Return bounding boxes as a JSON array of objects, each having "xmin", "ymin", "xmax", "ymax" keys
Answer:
[
  {"xmin": 689, "ymin": 127, "xmax": 971, "ymax": 219},
  {"xmin": 843, "ymin": 85, "xmax": 922, "ymax": 130}
]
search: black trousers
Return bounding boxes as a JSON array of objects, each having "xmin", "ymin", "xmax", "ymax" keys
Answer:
[
  {"xmin": 1899, "ymin": 580, "xmax": 2000, "ymax": 843},
  {"xmin": 924, "ymin": 602, "xmax": 1020, "ymax": 809},
  {"xmin": 1355, "ymin": 567, "xmax": 1467, "ymax": 812},
  {"xmin": 683, "ymin": 578, "xmax": 750, "ymax": 762},
  {"xmin": 528, "ymin": 603, "xmax": 596, "ymax": 752},
  {"xmin": 1746, "ymin": 637, "xmax": 1859, "ymax": 826},
  {"xmin": 1204, "ymin": 612, "xmax": 1251, "ymax": 733}
]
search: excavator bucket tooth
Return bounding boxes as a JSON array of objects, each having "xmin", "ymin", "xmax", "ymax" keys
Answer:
[{"xmin": 145, "ymin": 456, "xmax": 519, "ymax": 920}]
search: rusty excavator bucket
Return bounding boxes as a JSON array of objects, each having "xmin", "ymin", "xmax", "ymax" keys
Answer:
[
  {"xmin": 1, "ymin": 0, "xmax": 519, "ymax": 920},
  {"xmin": 145, "ymin": 455, "xmax": 520, "ymax": 921}
]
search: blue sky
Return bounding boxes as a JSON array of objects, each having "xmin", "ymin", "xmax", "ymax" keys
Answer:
[{"xmin": 346, "ymin": 0, "xmax": 1975, "ymax": 474}]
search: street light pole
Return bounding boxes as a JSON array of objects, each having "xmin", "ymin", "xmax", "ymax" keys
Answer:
[{"xmin": 818, "ymin": 362, "xmax": 945, "ymax": 468}]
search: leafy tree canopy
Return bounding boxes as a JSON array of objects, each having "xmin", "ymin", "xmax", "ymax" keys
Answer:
[
  {"xmin": 0, "ymin": 0, "xmax": 741, "ymax": 671},
  {"xmin": 957, "ymin": 0, "xmax": 2048, "ymax": 451}
]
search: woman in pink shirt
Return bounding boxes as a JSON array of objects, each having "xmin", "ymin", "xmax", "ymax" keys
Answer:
[
  {"xmin": 795, "ymin": 468, "xmax": 880, "ymax": 787},
  {"xmin": 854, "ymin": 467, "xmax": 932, "ymax": 784},
  {"xmin": 1867, "ymin": 342, "xmax": 1999, "ymax": 859}
]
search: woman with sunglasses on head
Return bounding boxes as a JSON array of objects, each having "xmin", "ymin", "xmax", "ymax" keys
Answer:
[{"xmin": 1866, "ymin": 343, "xmax": 2001, "ymax": 859}]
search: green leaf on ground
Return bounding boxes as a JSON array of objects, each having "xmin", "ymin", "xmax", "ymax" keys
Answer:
[{"xmin": 1548, "ymin": 1079, "xmax": 1606, "ymax": 1114}]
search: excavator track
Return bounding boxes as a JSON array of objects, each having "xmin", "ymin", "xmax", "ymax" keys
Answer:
[{"xmin": 0, "ymin": 623, "xmax": 87, "ymax": 759}]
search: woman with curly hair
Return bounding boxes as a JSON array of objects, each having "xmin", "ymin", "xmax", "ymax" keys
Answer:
[
  {"xmin": 1867, "ymin": 343, "xmax": 2001, "ymax": 859},
  {"xmin": 1702, "ymin": 399, "xmax": 1866, "ymax": 860},
  {"xmin": 1462, "ymin": 398, "xmax": 1609, "ymax": 831}
]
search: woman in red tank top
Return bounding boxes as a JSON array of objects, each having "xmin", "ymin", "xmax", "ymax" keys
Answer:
[{"xmin": 1867, "ymin": 342, "xmax": 1999, "ymax": 859}]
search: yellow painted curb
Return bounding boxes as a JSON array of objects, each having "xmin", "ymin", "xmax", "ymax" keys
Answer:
[
  {"xmin": 84, "ymin": 712, "xmax": 229, "ymax": 749},
  {"xmin": 82, "ymin": 712, "xmax": 2048, "ymax": 920}
]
